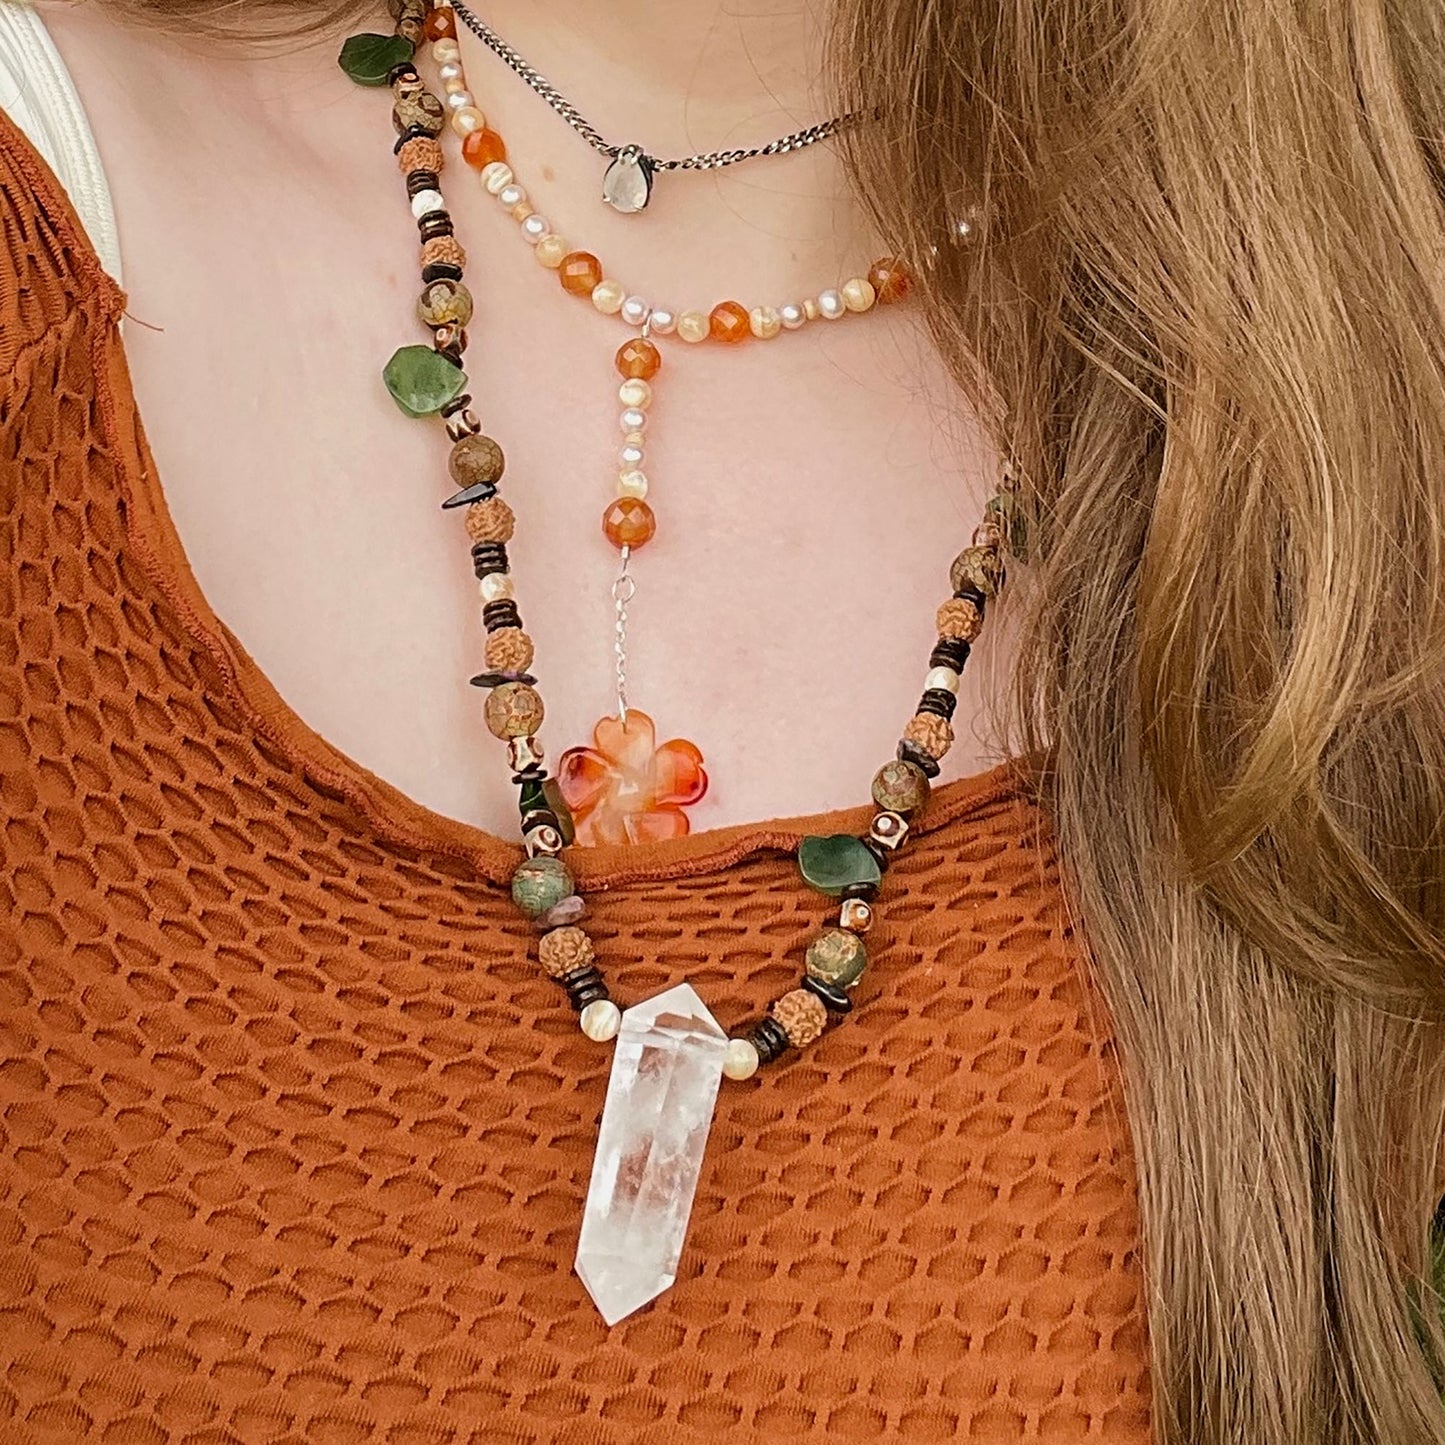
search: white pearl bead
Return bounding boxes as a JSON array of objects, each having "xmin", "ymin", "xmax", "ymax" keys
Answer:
[
  {"xmin": 497, "ymin": 183, "xmax": 526, "ymax": 208},
  {"xmin": 592, "ymin": 280, "xmax": 626, "ymax": 314},
  {"xmin": 450, "ymin": 107, "xmax": 485, "ymax": 136},
  {"xmin": 617, "ymin": 470, "xmax": 649, "ymax": 498},
  {"xmin": 409, "ymin": 189, "xmax": 444, "ymax": 219},
  {"xmin": 779, "ymin": 302, "xmax": 806, "ymax": 330},
  {"xmin": 818, "ymin": 288, "xmax": 846, "ymax": 320},
  {"xmin": 521, "ymin": 214, "xmax": 550, "ymax": 243},
  {"xmin": 479, "ymin": 573, "xmax": 514, "ymax": 603},
  {"xmin": 619, "ymin": 407, "xmax": 648, "ymax": 434},
  {"xmin": 481, "ymin": 162, "xmax": 513, "ymax": 195},
  {"xmin": 437, "ymin": 60, "xmax": 464, "ymax": 83},
  {"xmin": 618, "ymin": 379, "xmax": 652, "ymax": 410},
  {"xmin": 620, "ymin": 443, "xmax": 645, "ymax": 468},
  {"xmin": 723, "ymin": 1038, "xmax": 760, "ymax": 1082},
  {"xmin": 431, "ymin": 39, "xmax": 460, "ymax": 62},
  {"xmin": 445, "ymin": 89, "xmax": 475, "ymax": 113},
  {"xmin": 620, "ymin": 295, "xmax": 651, "ymax": 327},
  {"xmin": 580, "ymin": 999, "xmax": 622, "ymax": 1043},
  {"xmin": 648, "ymin": 307, "xmax": 676, "ymax": 336},
  {"xmin": 925, "ymin": 666, "xmax": 961, "ymax": 694}
]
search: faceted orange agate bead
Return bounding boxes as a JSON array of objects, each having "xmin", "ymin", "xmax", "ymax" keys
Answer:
[
  {"xmin": 560, "ymin": 251, "xmax": 604, "ymax": 297},
  {"xmin": 461, "ymin": 127, "xmax": 507, "ymax": 170},
  {"xmin": 868, "ymin": 256, "xmax": 912, "ymax": 304},
  {"xmin": 615, "ymin": 337, "xmax": 661, "ymax": 381},
  {"xmin": 423, "ymin": 7, "xmax": 456, "ymax": 39},
  {"xmin": 709, "ymin": 301, "xmax": 751, "ymax": 344},
  {"xmin": 603, "ymin": 497, "xmax": 656, "ymax": 549}
]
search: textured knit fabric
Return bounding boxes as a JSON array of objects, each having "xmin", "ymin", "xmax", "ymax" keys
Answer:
[{"xmin": 0, "ymin": 109, "xmax": 1153, "ymax": 1443}]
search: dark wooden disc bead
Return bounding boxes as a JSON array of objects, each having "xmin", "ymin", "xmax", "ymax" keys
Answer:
[
  {"xmin": 929, "ymin": 638, "xmax": 970, "ymax": 672},
  {"xmin": 802, "ymin": 976, "xmax": 854, "ymax": 1015},
  {"xmin": 952, "ymin": 584, "xmax": 988, "ymax": 613},
  {"xmin": 405, "ymin": 168, "xmax": 440, "ymax": 196},
  {"xmin": 482, "ymin": 600, "xmax": 522, "ymax": 632},
  {"xmin": 745, "ymin": 1016, "xmax": 791, "ymax": 1065},
  {"xmin": 393, "ymin": 124, "xmax": 433, "ymax": 152},
  {"xmin": 418, "ymin": 213, "xmax": 454, "ymax": 242},
  {"xmin": 919, "ymin": 688, "xmax": 958, "ymax": 721},
  {"xmin": 897, "ymin": 738, "xmax": 942, "ymax": 779},
  {"xmin": 471, "ymin": 541, "xmax": 509, "ymax": 578},
  {"xmin": 422, "ymin": 261, "xmax": 464, "ymax": 284},
  {"xmin": 469, "ymin": 671, "xmax": 537, "ymax": 689},
  {"xmin": 841, "ymin": 880, "xmax": 879, "ymax": 902},
  {"xmin": 559, "ymin": 965, "xmax": 609, "ymax": 1012}
]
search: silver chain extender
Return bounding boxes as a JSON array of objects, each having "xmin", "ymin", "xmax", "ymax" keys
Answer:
[{"xmin": 612, "ymin": 547, "xmax": 635, "ymax": 722}]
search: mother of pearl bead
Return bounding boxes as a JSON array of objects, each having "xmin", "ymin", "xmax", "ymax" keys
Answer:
[
  {"xmin": 723, "ymin": 1038, "xmax": 760, "ymax": 1081},
  {"xmin": 580, "ymin": 999, "xmax": 622, "ymax": 1042}
]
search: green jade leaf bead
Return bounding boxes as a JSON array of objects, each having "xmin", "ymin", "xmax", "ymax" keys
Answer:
[
  {"xmin": 511, "ymin": 856, "xmax": 575, "ymax": 919},
  {"xmin": 806, "ymin": 928, "xmax": 869, "ymax": 989},
  {"xmin": 384, "ymin": 345, "xmax": 467, "ymax": 418},
  {"xmin": 797, "ymin": 833, "xmax": 882, "ymax": 898},
  {"xmin": 338, "ymin": 33, "xmax": 416, "ymax": 86}
]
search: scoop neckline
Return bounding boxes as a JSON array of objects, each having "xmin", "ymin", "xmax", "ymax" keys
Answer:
[{"xmin": 2, "ymin": 106, "xmax": 1035, "ymax": 891}]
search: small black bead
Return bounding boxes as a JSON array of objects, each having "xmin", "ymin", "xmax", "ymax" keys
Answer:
[
  {"xmin": 392, "ymin": 124, "xmax": 431, "ymax": 152},
  {"xmin": 918, "ymin": 688, "xmax": 958, "ymax": 721},
  {"xmin": 469, "ymin": 671, "xmax": 537, "ymax": 689},
  {"xmin": 860, "ymin": 837, "xmax": 893, "ymax": 871},
  {"xmin": 511, "ymin": 765, "xmax": 547, "ymax": 784},
  {"xmin": 929, "ymin": 638, "xmax": 970, "ymax": 672},
  {"xmin": 841, "ymin": 881, "xmax": 879, "ymax": 902},
  {"xmin": 520, "ymin": 807, "xmax": 561, "ymax": 833},
  {"xmin": 440, "ymin": 392, "xmax": 473, "ymax": 417},
  {"xmin": 801, "ymin": 976, "xmax": 854, "ymax": 1014},
  {"xmin": 405, "ymin": 168, "xmax": 440, "ymax": 197},
  {"xmin": 442, "ymin": 482, "xmax": 497, "ymax": 509},
  {"xmin": 387, "ymin": 64, "xmax": 420, "ymax": 86},
  {"xmin": 746, "ymin": 1016, "xmax": 791, "ymax": 1065},
  {"xmin": 482, "ymin": 600, "xmax": 522, "ymax": 632},
  {"xmin": 952, "ymin": 584, "xmax": 988, "ymax": 613},
  {"xmin": 897, "ymin": 738, "xmax": 942, "ymax": 779},
  {"xmin": 422, "ymin": 262, "xmax": 464, "ymax": 284},
  {"xmin": 418, "ymin": 214, "xmax": 454, "ymax": 242}
]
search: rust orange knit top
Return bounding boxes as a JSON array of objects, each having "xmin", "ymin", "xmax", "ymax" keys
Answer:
[{"xmin": 0, "ymin": 111, "xmax": 1152, "ymax": 1443}]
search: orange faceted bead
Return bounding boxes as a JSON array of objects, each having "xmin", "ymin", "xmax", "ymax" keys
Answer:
[
  {"xmin": 423, "ymin": 7, "xmax": 456, "ymax": 39},
  {"xmin": 461, "ymin": 127, "xmax": 507, "ymax": 170},
  {"xmin": 868, "ymin": 256, "xmax": 912, "ymax": 304},
  {"xmin": 603, "ymin": 497, "xmax": 656, "ymax": 549},
  {"xmin": 709, "ymin": 300, "xmax": 751, "ymax": 343},
  {"xmin": 559, "ymin": 251, "xmax": 604, "ymax": 297},
  {"xmin": 615, "ymin": 338, "xmax": 662, "ymax": 381}
]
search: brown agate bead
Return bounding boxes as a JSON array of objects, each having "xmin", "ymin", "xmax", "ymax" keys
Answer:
[
  {"xmin": 771, "ymin": 989, "xmax": 828, "ymax": 1048},
  {"xmin": 462, "ymin": 128, "xmax": 507, "ymax": 170},
  {"xmin": 464, "ymin": 497, "xmax": 515, "ymax": 545},
  {"xmin": 484, "ymin": 627, "xmax": 534, "ymax": 673},
  {"xmin": 936, "ymin": 597, "xmax": 984, "ymax": 642},
  {"xmin": 615, "ymin": 338, "xmax": 661, "ymax": 381},
  {"xmin": 867, "ymin": 256, "xmax": 912, "ymax": 304},
  {"xmin": 871, "ymin": 758, "xmax": 930, "ymax": 815},
  {"xmin": 602, "ymin": 497, "xmax": 656, "ymax": 550},
  {"xmin": 423, "ymin": 6, "xmax": 455, "ymax": 39},
  {"xmin": 418, "ymin": 278, "xmax": 473, "ymax": 328},
  {"xmin": 709, "ymin": 301, "xmax": 751, "ymax": 344},
  {"xmin": 393, "ymin": 89, "xmax": 446, "ymax": 138},
  {"xmin": 950, "ymin": 545, "xmax": 1005, "ymax": 598},
  {"xmin": 538, "ymin": 925, "xmax": 594, "ymax": 979},
  {"xmin": 449, "ymin": 435, "xmax": 505, "ymax": 487},
  {"xmin": 559, "ymin": 251, "xmax": 604, "ymax": 297},
  {"xmin": 903, "ymin": 711, "xmax": 953, "ymax": 761},
  {"xmin": 485, "ymin": 682, "xmax": 544, "ymax": 739}
]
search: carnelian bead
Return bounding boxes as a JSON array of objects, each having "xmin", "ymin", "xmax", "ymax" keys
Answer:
[
  {"xmin": 423, "ymin": 8, "xmax": 456, "ymax": 39},
  {"xmin": 461, "ymin": 127, "xmax": 507, "ymax": 171},
  {"xmin": 615, "ymin": 338, "xmax": 661, "ymax": 381},
  {"xmin": 560, "ymin": 251, "xmax": 604, "ymax": 298},
  {"xmin": 708, "ymin": 300, "xmax": 751, "ymax": 344},
  {"xmin": 603, "ymin": 497, "xmax": 656, "ymax": 549},
  {"xmin": 867, "ymin": 256, "xmax": 912, "ymax": 303}
]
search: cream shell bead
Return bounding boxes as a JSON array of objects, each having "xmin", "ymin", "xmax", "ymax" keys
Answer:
[
  {"xmin": 723, "ymin": 1038, "xmax": 760, "ymax": 1081},
  {"xmin": 409, "ymin": 189, "xmax": 444, "ymax": 218},
  {"xmin": 749, "ymin": 306, "xmax": 782, "ymax": 340},
  {"xmin": 534, "ymin": 234, "xmax": 569, "ymax": 268},
  {"xmin": 677, "ymin": 310, "xmax": 710, "ymax": 343},
  {"xmin": 617, "ymin": 470, "xmax": 649, "ymax": 498},
  {"xmin": 450, "ymin": 107, "xmax": 486, "ymax": 137},
  {"xmin": 580, "ymin": 999, "xmax": 622, "ymax": 1043},
  {"xmin": 803, "ymin": 297, "xmax": 822, "ymax": 321},
  {"xmin": 842, "ymin": 277, "xmax": 876, "ymax": 312},
  {"xmin": 592, "ymin": 280, "xmax": 626, "ymax": 314},
  {"xmin": 618, "ymin": 379, "xmax": 652, "ymax": 410},
  {"xmin": 925, "ymin": 665, "xmax": 961, "ymax": 694},
  {"xmin": 481, "ymin": 162, "xmax": 514, "ymax": 195},
  {"xmin": 479, "ymin": 573, "xmax": 515, "ymax": 603},
  {"xmin": 431, "ymin": 38, "xmax": 460, "ymax": 62}
]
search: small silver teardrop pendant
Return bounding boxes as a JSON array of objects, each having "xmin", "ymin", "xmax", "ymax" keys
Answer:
[{"xmin": 602, "ymin": 146, "xmax": 654, "ymax": 214}]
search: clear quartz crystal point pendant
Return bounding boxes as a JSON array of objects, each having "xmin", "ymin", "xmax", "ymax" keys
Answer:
[
  {"xmin": 602, "ymin": 144, "xmax": 655, "ymax": 214},
  {"xmin": 575, "ymin": 982, "xmax": 728, "ymax": 1325}
]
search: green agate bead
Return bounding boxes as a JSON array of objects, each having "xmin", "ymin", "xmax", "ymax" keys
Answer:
[
  {"xmin": 805, "ymin": 928, "xmax": 869, "ymax": 989},
  {"xmin": 797, "ymin": 833, "xmax": 882, "ymax": 898},
  {"xmin": 338, "ymin": 33, "xmax": 415, "ymax": 86},
  {"xmin": 383, "ymin": 345, "xmax": 467, "ymax": 418},
  {"xmin": 511, "ymin": 856, "xmax": 575, "ymax": 919}
]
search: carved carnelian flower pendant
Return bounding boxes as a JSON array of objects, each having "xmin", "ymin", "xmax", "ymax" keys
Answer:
[{"xmin": 557, "ymin": 710, "xmax": 708, "ymax": 846}]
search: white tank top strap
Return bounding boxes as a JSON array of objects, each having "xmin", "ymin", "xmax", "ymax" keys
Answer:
[{"xmin": 0, "ymin": 0, "xmax": 121, "ymax": 282}]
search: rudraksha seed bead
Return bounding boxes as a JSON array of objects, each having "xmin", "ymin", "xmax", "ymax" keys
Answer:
[
  {"xmin": 919, "ymin": 687, "xmax": 958, "ymax": 721},
  {"xmin": 470, "ymin": 541, "xmax": 508, "ymax": 577},
  {"xmin": 929, "ymin": 637, "xmax": 971, "ymax": 671},
  {"xmin": 560, "ymin": 964, "xmax": 609, "ymax": 1011},
  {"xmin": 449, "ymin": 434, "xmax": 505, "ymax": 487},
  {"xmin": 420, "ymin": 235, "xmax": 466, "ymax": 271},
  {"xmin": 484, "ymin": 627, "xmax": 534, "ymax": 673},
  {"xmin": 482, "ymin": 600, "xmax": 522, "ymax": 632},
  {"xmin": 771, "ymin": 989, "xmax": 828, "ymax": 1048},
  {"xmin": 897, "ymin": 737, "xmax": 942, "ymax": 779},
  {"xmin": 538, "ymin": 924, "xmax": 594, "ymax": 979},
  {"xmin": 903, "ymin": 710, "xmax": 953, "ymax": 761},
  {"xmin": 511, "ymin": 855, "xmax": 574, "ymax": 918},
  {"xmin": 485, "ymin": 681, "xmax": 544, "ymax": 739},
  {"xmin": 465, "ymin": 497, "xmax": 515, "ymax": 544},
  {"xmin": 871, "ymin": 758, "xmax": 930, "ymax": 815},
  {"xmin": 397, "ymin": 136, "xmax": 444, "ymax": 174},
  {"xmin": 745, "ymin": 1016, "xmax": 791, "ymax": 1065},
  {"xmin": 805, "ymin": 928, "xmax": 868, "ymax": 988},
  {"xmin": 802, "ymin": 975, "xmax": 854, "ymax": 1014}
]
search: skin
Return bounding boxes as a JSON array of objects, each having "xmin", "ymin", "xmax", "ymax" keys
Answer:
[{"xmin": 37, "ymin": 0, "xmax": 1003, "ymax": 837}]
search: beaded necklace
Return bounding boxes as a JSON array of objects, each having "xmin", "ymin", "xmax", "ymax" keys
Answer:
[{"xmin": 340, "ymin": 5, "xmax": 1016, "ymax": 1326}]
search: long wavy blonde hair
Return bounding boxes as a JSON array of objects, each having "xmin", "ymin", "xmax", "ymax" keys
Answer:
[{"xmin": 104, "ymin": 0, "xmax": 1445, "ymax": 1437}]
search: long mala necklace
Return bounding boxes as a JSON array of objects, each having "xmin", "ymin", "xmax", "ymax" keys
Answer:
[{"xmin": 340, "ymin": 7, "xmax": 1016, "ymax": 1326}]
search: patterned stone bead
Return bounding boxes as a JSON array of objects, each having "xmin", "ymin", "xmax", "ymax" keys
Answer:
[
  {"xmin": 538, "ymin": 924, "xmax": 594, "ymax": 979},
  {"xmin": 464, "ymin": 497, "xmax": 515, "ymax": 545},
  {"xmin": 393, "ymin": 89, "xmax": 446, "ymax": 137},
  {"xmin": 484, "ymin": 627, "xmax": 534, "ymax": 673},
  {"xmin": 950, "ymin": 545, "xmax": 1005, "ymax": 599},
  {"xmin": 449, "ymin": 435, "xmax": 505, "ymax": 487},
  {"xmin": 771, "ymin": 988, "xmax": 828, "ymax": 1048},
  {"xmin": 397, "ymin": 136, "xmax": 444, "ymax": 174},
  {"xmin": 871, "ymin": 758, "xmax": 930, "ymax": 815},
  {"xmin": 418, "ymin": 278, "xmax": 473, "ymax": 328},
  {"xmin": 804, "ymin": 928, "xmax": 869, "ymax": 989},
  {"xmin": 903, "ymin": 710, "xmax": 954, "ymax": 761},
  {"xmin": 512, "ymin": 856, "xmax": 575, "ymax": 919},
  {"xmin": 937, "ymin": 596, "xmax": 984, "ymax": 642},
  {"xmin": 485, "ymin": 682, "xmax": 544, "ymax": 739}
]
